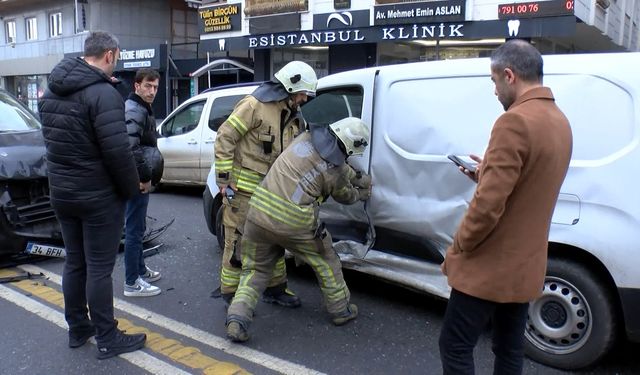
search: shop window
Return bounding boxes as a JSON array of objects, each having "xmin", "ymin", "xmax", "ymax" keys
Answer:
[
  {"xmin": 26, "ymin": 17, "xmax": 38, "ymax": 41},
  {"xmin": 5, "ymin": 20, "xmax": 16, "ymax": 44},
  {"xmin": 301, "ymin": 87, "xmax": 363, "ymax": 126},
  {"xmin": 49, "ymin": 12, "xmax": 62, "ymax": 37},
  {"xmin": 208, "ymin": 95, "xmax": 244, "ymax": 131},
  {"xmin": 272, "ymin": 48, "xmax": 329, "ymax": 79}
]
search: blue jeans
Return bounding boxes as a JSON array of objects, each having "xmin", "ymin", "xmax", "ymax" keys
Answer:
[
  {"xmin": 124, "ymin": 191, "xmax": 149, "ymax": 285},
  {"xmin": 439, "ymin": 289, "xmax": 529, "ymax": 375}
]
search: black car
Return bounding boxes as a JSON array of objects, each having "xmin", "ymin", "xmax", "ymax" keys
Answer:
[{"xmin": 0, "ymin": 89, "xmax": 61, "ymax": 255}]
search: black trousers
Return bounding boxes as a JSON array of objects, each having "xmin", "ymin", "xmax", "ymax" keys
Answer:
[
  {"xmin": 52, "ymin": 196, "xmax": 125, "ymax": 345},
  {"xmin": 439, "ymin": 289, "xmax": 529, "ymax": 375}
]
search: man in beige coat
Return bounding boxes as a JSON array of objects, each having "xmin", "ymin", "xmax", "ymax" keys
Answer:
[{"xmin": 439, "ymin": 40, "xmax": 573, "ymax": 374}]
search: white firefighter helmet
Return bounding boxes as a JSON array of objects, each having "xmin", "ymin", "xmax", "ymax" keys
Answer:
[
  {"xmin": 274, "ymin": 61, "xmax": 318, "ymax": 96},
  {"xmin": 329, "ymin": 117, "xmax": 370, "ymax": 157}
]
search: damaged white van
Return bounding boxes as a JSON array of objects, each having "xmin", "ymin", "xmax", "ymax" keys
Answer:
[{"xmin": 203, "ymin": 52, "xmax": 640, "ymax": 370}]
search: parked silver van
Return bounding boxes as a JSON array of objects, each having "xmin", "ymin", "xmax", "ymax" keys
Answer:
[{"xmin": 204, "ymin": 53, "xmax": 640, "ymax": 370}]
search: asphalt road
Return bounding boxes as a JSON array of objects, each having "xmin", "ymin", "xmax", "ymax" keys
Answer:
[{"xmin": 1, "ymin": 186, "xmax": 639, "ymax": 374}]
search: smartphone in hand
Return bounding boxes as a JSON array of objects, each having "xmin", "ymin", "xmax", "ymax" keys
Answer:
[{"xmin": 447, "ymin": 154, "xmax": 477, "ymax": 173}]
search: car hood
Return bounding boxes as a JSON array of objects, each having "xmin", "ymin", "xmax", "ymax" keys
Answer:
[{"xmin": 0, "ymin": 130, "xmax": 48, "ymax": 180}]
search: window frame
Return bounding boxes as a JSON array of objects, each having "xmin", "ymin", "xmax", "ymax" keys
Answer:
[
  {"xmin": 161, "ymin": 99, "xmax": 206, "ymax": 137},
  {"xmin": 25, "ymin": 17, "xmax": 38, "ymax": 41},
  {"xmin": 5, "ymin": 20, "xmax": 17, "ymax": 44},
  {"xmin": 49, "ymin": 12, "xmax": 62, "ymax": 38}
]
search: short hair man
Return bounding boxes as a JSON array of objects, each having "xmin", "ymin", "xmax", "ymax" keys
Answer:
[
  {"xmin": 123, "ymin": 68, "xmax": 164, "ymax": 297},
  {"xmin": 38, "ymin": 31, "xmax": 146, "ymax": 359},
  {"xmin": 214, "ymin": 61, "xmax": 318, "ymax": 308},
  {"xmin": 439, "ymin": 40, "xmax": 573, "ymax": 374},
  {"xmin": 226, "ymin": 117, "xmax": 372, "ymax": 342}
]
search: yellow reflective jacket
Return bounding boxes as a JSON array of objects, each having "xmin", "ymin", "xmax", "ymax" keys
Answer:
[
  {"xmin": 247, "ymin": 132, "xmax": 366, "ymax": 233},
  {"xmin": 214, "ymin": 95, "xmax": 304, "ymax": 194}
]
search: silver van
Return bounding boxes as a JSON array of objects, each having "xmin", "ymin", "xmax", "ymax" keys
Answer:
[{"xmin": 204, "ymin": 53, "xmax": 640, "ymax": 370}]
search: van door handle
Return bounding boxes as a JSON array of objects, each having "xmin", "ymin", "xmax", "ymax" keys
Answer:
[
  {"xmin": 204, "ymin": 138, "xmax": 214, "ymax": 144},
  {"xmin": 187, "ymin": 139, "xmax": 198, "ymax": 145}
]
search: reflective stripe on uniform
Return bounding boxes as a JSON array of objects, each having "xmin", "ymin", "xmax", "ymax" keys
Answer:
[
  {"xmin": 235, "ymin": 168, "xmax": 264, "ymax": 194},
  {"xmin": 249, "ymin": 186, "xmax": 315, "ymax": 229},
  {"xmin": 221, "ymin": 266, "xmax": 241, "ymax": 288},
  {"xmin": 215, "ymin": 159, "xmax": 233, "ymax": 172},
  {"xmin": 227, "ymin": 114, "xmax": 249, "ymax": 136},
  {"xmin": 298, "ymin": 242, "xmax": 347, "ymax": 305},
  {"xmin": 233, "ymin": 238, "xmax": 259, "ymax": 307}
]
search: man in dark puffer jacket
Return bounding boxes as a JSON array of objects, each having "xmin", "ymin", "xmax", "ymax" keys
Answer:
[
  {"xmin": 123, "ymin": 68, "xmax": 163, "ymax": 297},
  {"xmin": 38, "ymin": 31, "xmax": 146, "ymax": 359}
]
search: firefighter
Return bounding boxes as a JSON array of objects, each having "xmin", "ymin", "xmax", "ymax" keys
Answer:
[
  {"xmin": 225, "ymin": 117, "xmax": 372, "ymax": 342},
  {"xmin": 214, "ymin": 61, "xmax": 318, "ymax": 307}
]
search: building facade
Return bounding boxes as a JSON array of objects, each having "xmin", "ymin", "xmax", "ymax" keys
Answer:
[{"xmin": 195, "ymin": 0, "xmax": 640, "ymax": 81}]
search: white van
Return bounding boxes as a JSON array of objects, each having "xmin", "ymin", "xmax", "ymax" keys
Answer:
[{"xmin": 203, "ymin": 53, "xmax": 640, "ymax": 370}]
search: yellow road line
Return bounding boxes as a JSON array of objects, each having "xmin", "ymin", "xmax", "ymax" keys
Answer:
[{"xmin": 0, "ymin": 269, "xmax": 250, "ymax": 375}]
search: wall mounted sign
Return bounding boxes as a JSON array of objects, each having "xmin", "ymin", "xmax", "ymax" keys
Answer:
[
  {"xmin": 498, "ymin": 0, "xmax": 574, "ymax": 19},
  {"xmin": 117, "ymin": 47, "xmax": 160, "ymax": 70},
  {"xmin": 313, "ymin": 10, "xmax": 370, "ymax": 30},
  {"xmin": 198, "ymin": 3, "xmax": 242, "ymax": 34},
  {"xmin": 244, "ymin": 0, "xmax": 308, "ymax": 17},
  {"xmin": 374, "ymin": 0, "xmax": 466, "ymax": 25},
  {"xmin": 202, "ymin": 15, "xmax": 576, "ymax": 50}
]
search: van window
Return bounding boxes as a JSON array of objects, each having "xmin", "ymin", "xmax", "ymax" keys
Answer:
[
  {"xmin": 208, "ymin": 95, "xmax": 244, "ymax": 132},
  {"xmin": 161, "ymin": 100, "xmax": 205, "ymax": 137},
  {"xmin": 301, "ymin": 87, "xmax": 363, "ymax": 126},
  {"xmin": 545, "ymin": 74, "xmax": 634, "ymax": 161},
  {"xmin": 383, "ymin": 76, "xmax": 500, "ymax": 156}
]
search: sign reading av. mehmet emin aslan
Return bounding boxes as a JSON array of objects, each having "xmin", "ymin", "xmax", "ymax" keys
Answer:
[{"xmin": 198, "ymin": 3, "xmax": 242, "ymax": 34}]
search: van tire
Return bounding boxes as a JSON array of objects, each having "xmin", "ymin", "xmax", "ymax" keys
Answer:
[
  {"xmin": 524, "ymin": 257, "xmax": 617, "ymax": 370},
  {"xmin": 215, "ymin": 204, "xmax": 224, "ymax": 250}
]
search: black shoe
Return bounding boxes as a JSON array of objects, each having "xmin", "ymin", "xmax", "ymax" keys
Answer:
[
  {"xmin": 332, "ymin": 304, "xmax": 358, "ymax": 326},
  {"xmin": 96, "ymin": 330, "xmax": 146, "ymax": 360},
  {"xmin": 69, "ymin": 324, "xmax": 96, "ymax": 348},
  {"xmin": 262, "ymin": 285, "xmax": 301, "ymax": 308},
  {"xmin": 222, "ymin": 292, "xmax": 234, "ymax": 306}
]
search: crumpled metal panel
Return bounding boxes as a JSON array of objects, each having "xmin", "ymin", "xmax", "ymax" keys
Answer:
[{"xmin": 0, "ymin": 130, "xmax": 48, "ymax": 180}]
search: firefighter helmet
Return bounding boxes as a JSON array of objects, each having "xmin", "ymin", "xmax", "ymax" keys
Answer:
[
  {"xmin": 274, "ymin": 61, "xmax": 318, "ymax": 97},
  {"xmin": 329, "ymin": 117, "xmax": 370, "ymax": 156}
]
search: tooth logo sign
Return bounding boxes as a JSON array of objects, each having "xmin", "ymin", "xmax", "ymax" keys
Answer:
[
  {"xmin": 218, "ymin": 39, "xmax": 226, "ymax": 51},
  {"xmin": 507, "ymin": 19, "xmax": 521, "ymax": 37},
  {"xmin": 327, "ymin": 12, "xmax": 353, "ymax": 28}
]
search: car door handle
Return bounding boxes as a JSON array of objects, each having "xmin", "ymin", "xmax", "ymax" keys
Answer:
[
  {"xmin": 204, "ymin": 138, "xmax": 214, "ymax": 144},
  {"xmin": 187, "ymin": 139, "xmax": 198, "ymax": 145}
]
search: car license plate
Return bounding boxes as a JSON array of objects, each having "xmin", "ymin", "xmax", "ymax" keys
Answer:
[{"xmin": 25, "ymin": 242, "xmax": 66, "ymax": 258}]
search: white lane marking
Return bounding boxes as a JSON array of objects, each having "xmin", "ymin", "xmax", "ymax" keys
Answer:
[
  {"xmin": 0, "ymin": 284, "xmax": 190, "ymax": 375},
  {"xmin": 19, "ymin": 264, "xmax": 326, "ymax": 375}
]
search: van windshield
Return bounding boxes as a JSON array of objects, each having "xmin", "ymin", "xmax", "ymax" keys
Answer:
[{"xmin": 301, "ymin": 87, "xmax": 363, "ymax": 126}]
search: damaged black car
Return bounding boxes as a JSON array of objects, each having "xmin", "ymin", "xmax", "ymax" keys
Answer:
[
  {"xmin": 0, "ymin": 89, "xmax": 171, "ymax": 257},
  {"xmin": 0, "ymin": 89, "xmax": 60, "ymax": 255}
]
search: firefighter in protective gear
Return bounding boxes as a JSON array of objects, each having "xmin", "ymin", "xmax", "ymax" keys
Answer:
[
  {"xmin": 225, "ymin": 117, "xmax": 372, "ymax": 343},
  {"xmin": 214, "ymin": 61, "xmax": 318, "ymax": 307}
]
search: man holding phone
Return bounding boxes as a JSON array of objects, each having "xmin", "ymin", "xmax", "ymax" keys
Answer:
[{"xmin": 439, "ymin": 40, "xmax": 573, "ymax": 374}]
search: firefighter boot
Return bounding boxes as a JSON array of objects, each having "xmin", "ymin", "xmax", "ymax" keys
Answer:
[
  {"xmin": 226, "ymin": 316, "xmax": 250, "ymax": 343},
  {"xmin": 262, "ymin": 283, "xmax": 301, "ymax": 308},
  {"xmin": 332, "ymin": 304, "xmax": 358, "ymax": 326},
  {"xmin": 222, "ymin": 292, "xmax": 234, "ymax": 306}
]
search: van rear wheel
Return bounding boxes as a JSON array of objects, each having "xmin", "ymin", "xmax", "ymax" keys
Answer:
[{"xmin": 524, "ymin": 257, "xmax": 617, "ymax": 370}]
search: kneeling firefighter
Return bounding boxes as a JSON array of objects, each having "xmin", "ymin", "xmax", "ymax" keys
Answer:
[
  {"xmin": 226, "ymin": 117, "xmax": 373, "ymax": 342},
  {"xmin": 214, "ymin": 61, "xmax": 318, "ymax": 307}
]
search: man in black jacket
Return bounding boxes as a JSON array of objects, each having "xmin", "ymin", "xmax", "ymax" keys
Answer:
[
  {"xmin": 123, "ymin": 68, "xmax": 163, "ymax": 297},
  {"xmin": 38, "ymin": 31, "xmax": 146, "ymax": 359}
]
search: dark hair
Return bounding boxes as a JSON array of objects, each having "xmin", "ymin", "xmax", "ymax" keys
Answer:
[
  {"xmin": 84, "ymin": 31, "xmax": 119, "ymax": 58},
  {"xmin": 490, "ymin": 39, "xmax": 543, "ymax": 83},
  {"xmin": 135, "ymin": 68, "xmax": 160, "ymax": 84}
]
